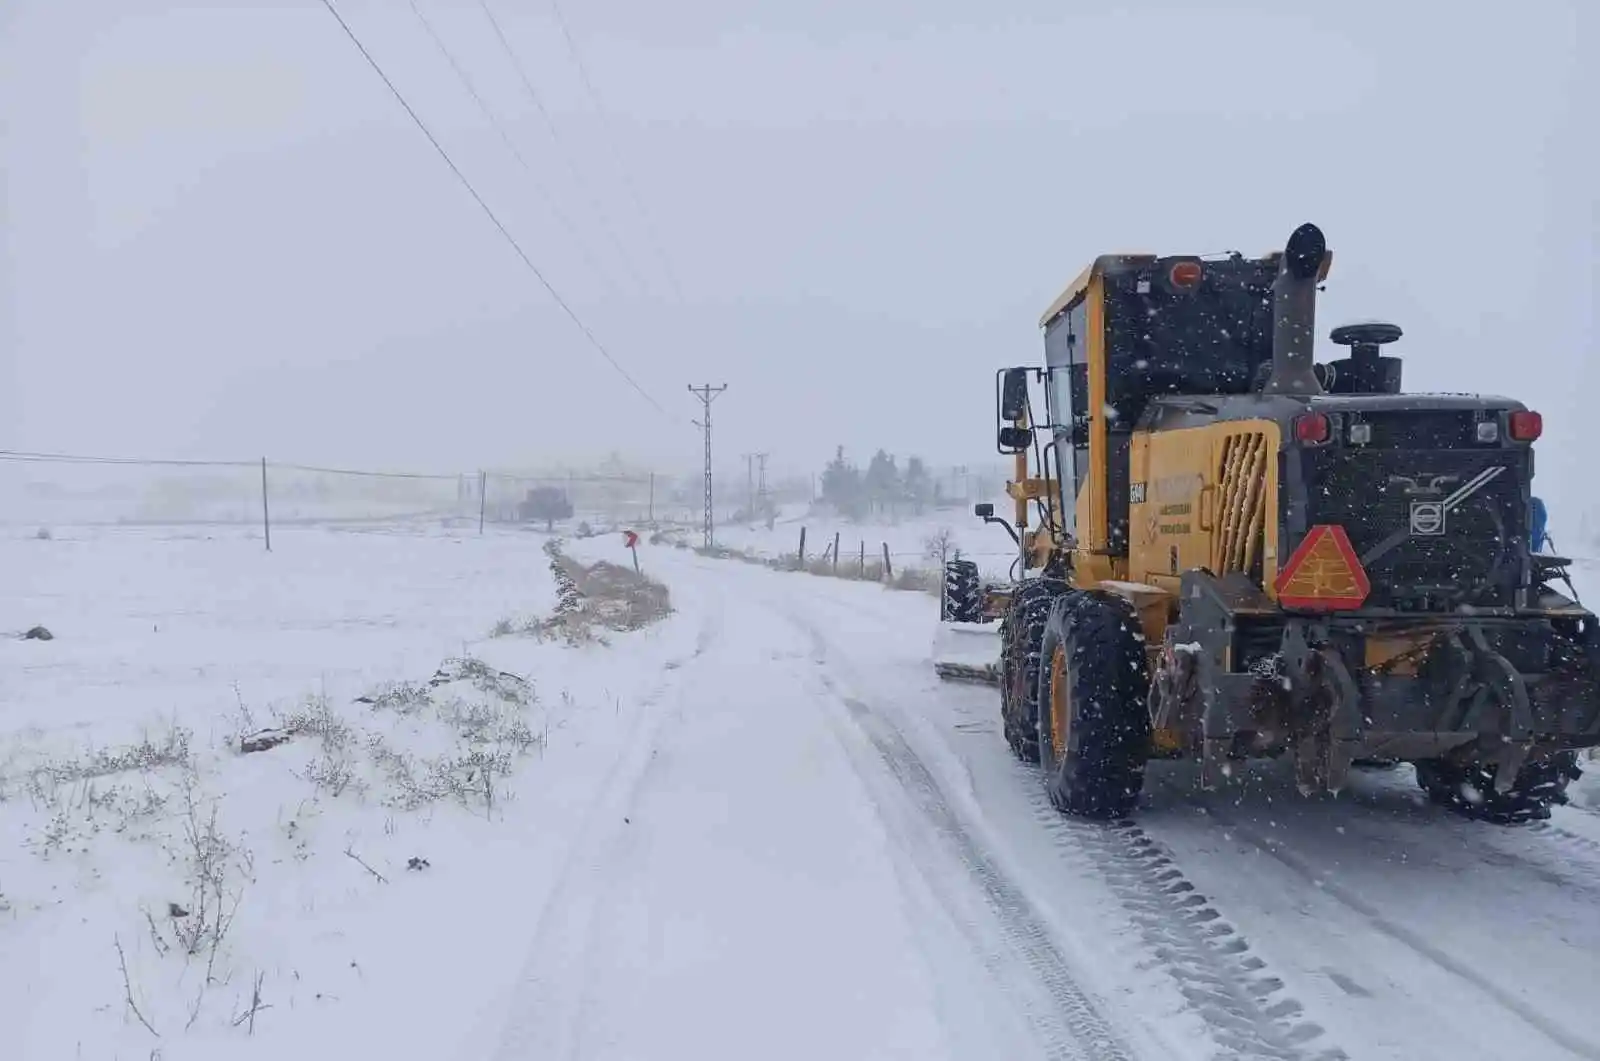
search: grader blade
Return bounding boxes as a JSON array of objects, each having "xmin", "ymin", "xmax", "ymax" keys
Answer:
[{"xmin": 932, "ymin": 621, "xmax": 1001, "ymax": 685}]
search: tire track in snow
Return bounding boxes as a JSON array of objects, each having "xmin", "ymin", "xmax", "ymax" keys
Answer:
[
  {"xmin": 1197, "ymin": 798, "xmax": 1600, "ymax": 1061},
  {"xmin": 1144, "ymin": 760, "xmax": 1600, "ymax": 1058},
  {"xmin": 786, "ymin": 619, "xmax": 1138, "ymax": 1061},
  {"xmin": 779, "ymin": 588, "xmax": 1343, "ymax": 1061},
  {"xmin": 765, "ymin": 574, "xmax": 1600, "ymax": 1059},
  {"xmin": 1519, "ymin": 819, "xmax": 1600, "ymax": 888},
  {"xmin": 1295, "ymin": 761, "xmax": 1600, "ymax": 902},
  {"xmin": 474, "ymin": 598, "xmax": 725, "ymax": 1061},
  {"xmin": 1022, "ymin": 796, "xmax": 1344, "ymax": 1061}
]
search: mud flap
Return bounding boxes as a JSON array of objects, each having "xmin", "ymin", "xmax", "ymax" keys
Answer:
[
  {"xmin": 1465, "ymin": 626, "xmax": 1534, "ymax": 793},
  {"xmin": 1282, "ymin": 624, "xmax": 1361, "ymax": 795}
]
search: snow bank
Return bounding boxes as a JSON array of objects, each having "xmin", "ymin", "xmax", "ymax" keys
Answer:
[{"xmin": 0, "ymin": 523, "xmax": 686, "ymax": 1059}]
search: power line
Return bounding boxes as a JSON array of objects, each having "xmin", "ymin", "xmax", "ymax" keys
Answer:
[
  {"xmin": 544, "ymin": 0, "xmax": 687, "ymax": 303},
  {"xmin": 486, "ymin": 471, "xmax": 650, "ymax": 484},
  {"xmin": 406, "ymin": 0, "xmax": 627, "ymax": 301},
  {"xmin": 0, "ymin": 450, "xmax": 253, "ymax": 468},
  {"xmin": 271, "ymin": 461, "xmax": 460, "ymax": 481},
  {"xmin": 475, "ymin": 0, "xmax": 657, "ymax": 300},
  {"xmin": 314, "ymin": 0, "xmax": 669, "ymax": 418},
  {"xmin": 0, "ymin": 448, "xmax": 659, "ymax": 485}
]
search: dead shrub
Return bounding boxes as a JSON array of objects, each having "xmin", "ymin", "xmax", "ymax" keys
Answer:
[
  {"xmin": 163, "ymin": 782, "xmax": 249, "ymax": 981},
  {"xmin": 302, "ymin": 750, "xmax": 363, "ymax": 798},
  {"xmin": 356, "ymin": 679, "xmax": 434, "ymax": 715},
  {"xmin": 281, "ymin": 696, "xmax": 353, "ymax": 751}
]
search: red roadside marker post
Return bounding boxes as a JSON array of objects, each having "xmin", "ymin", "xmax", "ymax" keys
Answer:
[{"xmin": 623, "ymin": 529, "xmax": 640, "ymax": 572}]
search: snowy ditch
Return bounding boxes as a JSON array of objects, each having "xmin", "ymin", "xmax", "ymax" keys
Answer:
[{"xmin": 0, "ymin": 526, "xmax": 680, "ymax": 1058}]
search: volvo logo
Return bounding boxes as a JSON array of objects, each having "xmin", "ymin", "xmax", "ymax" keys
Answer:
[
  {"xmin": 1409, "ymin": 501, "xmax": 1445, "ymax": 536},
  {"xmin": 1388, "ymin": 473, "xmax": 1460, "ymax": 496}
]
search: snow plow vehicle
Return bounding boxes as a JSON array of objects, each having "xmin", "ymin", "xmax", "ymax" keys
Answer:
[{"xmin": 938, "ymin": 221, "xmax": 1600, "ymax": 823}]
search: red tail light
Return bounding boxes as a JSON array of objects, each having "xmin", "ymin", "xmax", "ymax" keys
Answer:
[
  {"xmin": 1509, "ymin": 410, "xmax": 1542, "ymax": 442},
  {"xmin": 1169, "ymin": 261, "xmax": 1203, "ymax": 288},
  {"xmin": 1294, "ymin": 412, "xmax": 1330, "ymax": 445}
]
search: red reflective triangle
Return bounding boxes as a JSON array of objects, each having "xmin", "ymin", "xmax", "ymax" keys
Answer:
[{"xmin": 1274, "ymin": 524, "xmax": 1370, "ymax": 610}]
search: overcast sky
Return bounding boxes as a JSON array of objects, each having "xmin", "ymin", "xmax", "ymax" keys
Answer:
[{"xmin": 2, "ymin": 1, "xmax": 1595, "ymax": 518}]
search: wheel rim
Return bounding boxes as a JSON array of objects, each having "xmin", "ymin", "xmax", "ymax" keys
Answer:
[{"xmin": 1049, "ymin": 642, "xmax": 1071, "ymax": 763}]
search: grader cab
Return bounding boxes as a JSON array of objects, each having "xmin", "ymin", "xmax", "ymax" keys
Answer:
[{"xmin": 939, "ymin": 222, "xmax": 1600, "ymax": 823}]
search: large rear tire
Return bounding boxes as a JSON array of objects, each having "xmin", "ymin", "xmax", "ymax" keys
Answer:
[
  {"xmin": 942, "ymin": 559, "xmax": 982, "ymax": 623},
  {"xmin": 1415, "ymin": 753, "xmax": 1582, "ymax": 824},
  {"xmin": 999, "ymin": 579, "xmax": 1064, "ymax": 764},
  {"xmin": 1037, "ymin": 593, "xmax": 1151, "ymax": 818}
]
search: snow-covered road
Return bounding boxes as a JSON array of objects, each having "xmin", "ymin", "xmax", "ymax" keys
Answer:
[
  {"xmin": 471, "ymin": 556, "xmax": 1160, "ymax": 1061},
  {"xmin": 480, "ymin": 542, "xmax": 1600, "ymax": 1061}
]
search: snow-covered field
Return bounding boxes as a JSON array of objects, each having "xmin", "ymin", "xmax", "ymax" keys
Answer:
[
  {"xmin": 6, "ymin": 522, "xmax": 1600, "ymax": 1060},
  {"xmin": 712, "ymin": 501, "xmax": 1021, "ymax": 580},
  {"xmin": 1, "ymin": 521, "xmax": 697, "ymax": 1059}
]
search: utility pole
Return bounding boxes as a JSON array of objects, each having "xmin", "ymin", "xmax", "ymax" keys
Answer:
[
  {"xmin": 688, "ymin": 384, "xmax": 728, "ymax": 548},
  {"xmin": 755, "ymin": 452, "xmax": 770, "ymax": 509},
  {"xmin": 742, "ymin": 453, "xmax": 755, "ymax": 524}
]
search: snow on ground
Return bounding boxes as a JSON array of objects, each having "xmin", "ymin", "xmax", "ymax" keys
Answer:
[
  {"xmin": 8, "ymin": 521, "xmax": 1600, "ymax": 1060},
  {"xmin": 739, "ymin": 553, "xmax": 1600, "ymax": 1061},
  {"xmin": 481, "ymin": 543, "xmax": 1600, "ymax": 1061},
  {"xmin": 452, "ymin": 543, "xmax": 1211, "ymax": 1061},
  {"xmin": 711, "ymin": 500, "xmax": 1021, "ymax": 580},
  {"xmin": 0, "ymin": 521, "xmax": 696, "ymax": 1060}
]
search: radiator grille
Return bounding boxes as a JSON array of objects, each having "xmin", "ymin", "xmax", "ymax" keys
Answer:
[
  {"xmin": 1302, "ymin": 448, "xmax": 1525, "ymax": 610},
  {"xmin": 1213, "ymin": 430, "xmax": 1270, "ymax": 578}
]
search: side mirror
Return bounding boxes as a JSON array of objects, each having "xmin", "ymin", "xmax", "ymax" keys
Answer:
[
  {"xmin": 999, "ymin": 368, "xmax": 1029, "ymax": 422},
  {"xmin": 974, "ymin": 503, "xmax": 995, "ymax": 519},
  {"xmin": 998, "ymin": 426, "xmax": 1032, "ymax": 453}
]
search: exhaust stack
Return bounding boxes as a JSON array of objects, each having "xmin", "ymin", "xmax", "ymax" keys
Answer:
[{"xmin": 1261, "ymin": 222, "xmax": 1328, "ymax": 397}]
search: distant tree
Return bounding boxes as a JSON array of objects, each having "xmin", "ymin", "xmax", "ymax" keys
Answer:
[
  {"xmin": 923, "ymin": 526, "xmax": 956, "ymax": 564},
  {"xmin": 821, "ymin": 446, "xmax": 865, "ymax": 519},
  {"xmin": 903, "ymin": 456, "xmax": 932, "ymax": 514},
  {"xmin": 518, "ymin": 487, "xmax": 573, "ymax": 530},
  {"xmin": 864, "ymin": 450, "xmax": 901, "ymax": 515}
]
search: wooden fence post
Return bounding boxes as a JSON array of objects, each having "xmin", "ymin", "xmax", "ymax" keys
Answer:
[
  {"xmin": 832, "ymin": 531, "xmax": 841, "ymax": 573},
  {"xmin": 939, "ymin": 542, "xmax": 948, "ymax": 613},
  {"xmin": 260, "ymin": 457, "xmax": 271, "ymax": 553},
  {"xmin": 859, "ymin": 540, "xmax": 866, "ymax": 576},
  {"xmin": 798, "ymin": 527, "xmax": 807, "ymax": 568},
  {"xmin": 882, "ymin": 542, "xmax": 893, "ymax": 581}
]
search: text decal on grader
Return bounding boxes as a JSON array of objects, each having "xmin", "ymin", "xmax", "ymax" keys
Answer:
[{"xmin": 1273, "ymin": 524, "xmax": 1370, "ymax": 610}]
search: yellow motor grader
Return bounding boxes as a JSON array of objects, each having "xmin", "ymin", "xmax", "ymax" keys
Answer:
[{"xmin": 937, "ymin": 222, "xmax": 1599, "ymax": 823}]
